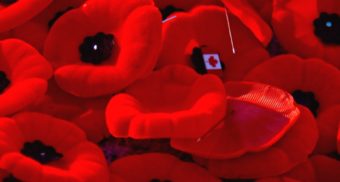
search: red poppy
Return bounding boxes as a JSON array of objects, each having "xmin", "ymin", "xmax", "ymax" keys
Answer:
[
  {"xmin": 44, "ymin": 0, "xmax": 162, "ymax": 97},
  {"xmin": 158, "ymin": 5, "xmax": 270, "ymax": 81},
  {"xmin": 106, "ymin": 65, "xmax": 226, "ymax": 139},
  {"xmin": 272, "ymin": 0, "xmax": 340, "ymax": 69},
  {"xmin": 29, "ymin": 79, "xmax": 110, "ymax": 142},
  {"xmin": 1, "ymin": 0, "xmax": 85, "ymax": 52},
  {"xmin": 0, "ymin": 39, "xmax": 52, "ymax": 116},
  {"xmin": 194, "ymin": 106, "xmax": 318, "ymax": 179},
  {"xmin": 244, "ymin": 55, "xmax": 340, "ymax": 155},
  {"xmin": 0, "ymin": 112, "xmax": 109, "ymax": 182},
  {"xmin": 110, "ymin": 153, "xmax": 220, "ymax": 182},
  {"xmin": 0, "ymin": 0, "xmax": 52, "ymax": 32},
  {"xmin": 154, "ymin": 0, "xmax": 222, "ymax": 20},
  {"xmin": 171, "ymin": 81, "xmax": 300, "ymax": 159},
  {"xmin": 258, "ymin": 155, "xmax": 340, "ymax": 182}
]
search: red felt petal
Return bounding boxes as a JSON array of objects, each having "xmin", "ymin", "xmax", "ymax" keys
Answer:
[
  {"xmin": 171, "ymin": 81, "xmax": 299, "ymax": 159},
  {"xmin": 338, "ymin": 123, "xmax": 340, "ymax": 154},
  {"xmin": 4, "ymin": 0, "xmax": 85, "ymax": 52},
  {"xmin": 0, "ymin": 0, "xmax": 52, "ymax": 32},
  {"xmin": 110, "ymin": 153, "xmax": 220, "ymax": 182},
  {"xmin": 154, "ymin": 0, "xmax": 222, "ymax": 11},
  {"xmin": 0, "ymin": 79, "xmax": 47, "ymax": 116},
  {"xmin": 221, "ymin": 0, "xmax": 273, "ymax": 45},
  {"xmin": 197, "ymin": 106, "xmax": 318, "ymax": 179},
  {"xmin": 106, "ymin": 65, "xmax": 226, "ymax": 138},
  {"xmin": 315, "ymin": 105, "xmax": 340, "ymax": 154}
]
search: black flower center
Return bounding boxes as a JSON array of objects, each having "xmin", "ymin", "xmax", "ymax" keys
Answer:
[
  {"xmin": 190, "ymin": 47, "xmax": 225, "ymax": 75},
  {"xmin": 48, "ymin": 7, "xmax": 74, "ymax": 29},
  {"xmin": 21, "ymin": 140, "xmax": 63, "ymax": 164},
  {"xmin": 292, "ymin": 90, "xmax": 319, "ymax": 117},
  {"xmin": 3, "ymin": 175, "xmax": 21, "ymax": 182},
  {"xmin": 313, "ymin": 12, "xmax": 340, "ymax": 45},
  {"xmin": 0, "ymin": 0, "xmax": 17, "ymax": 6},
  {"xmin": 150, "ymin": 179, "xmax": 172, "ymax": 182},
  {"xmin": 79, "ymin": 32, "xmax": 116, "ymax": 65},
  {"xmin": 160, "ymin": 5, "xmax": 183, "ymax": 20},
  {"xmin": 0, "ymin": 71, "xmax": 10, "ymax": 94}
]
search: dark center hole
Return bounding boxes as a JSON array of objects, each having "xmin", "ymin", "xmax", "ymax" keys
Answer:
[
  {"xmin": 313, "ymin": 12, "xmax": 340, "ymax": 45},
  {"xmin": 150, "ymin": 179, "xmax": 172, "ymax": 182},
  {"xmin": 20, "ymin": 140, "xmax": 63, "ymax": 164},
  {"xmin": 190, "ymin": 47, "xmax": 225, "ymax": 75},
  {"xmin": 0, "ymin": 0, "xmax": 17, "ymax": 6},
  {"xmin": 0, "ymin": 71, "xmax": 10, "ymax": 94},
  {"xmin": 292, "ymin": 90, "xmax": 319, "ymax": 117},
  {"xmin": 159, "ymin": 5, "xmax": 183, "ymax": 20},
  {"xmin": 79, "ymin": 32, "xmax": 116, "ymax": 65},
  {"xmin": 48, "ymin": 7, "xmax": 74, "ymax": 29},
  {"xmin": 3, "ymin": 175, "xmax": 21, "ymax": 182}
]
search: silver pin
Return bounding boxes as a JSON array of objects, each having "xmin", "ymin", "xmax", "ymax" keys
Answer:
[
  {"xmin": 225, "ymin": 8, "xmax": 236, "ymax": 54},
  {"xmin": 162, "ymin": 15, "xmax": 177, "ymax": 23},
  {"xmin": 196, "ymin": 119, "xmax": 225, "ymax": 143}
]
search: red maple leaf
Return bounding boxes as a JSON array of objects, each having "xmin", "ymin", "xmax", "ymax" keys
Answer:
[{"xmin": 208, "ymin": 56, "xmax": 218, "ymax": 67}]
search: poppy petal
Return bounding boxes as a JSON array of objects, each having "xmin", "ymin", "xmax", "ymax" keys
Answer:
[
  {"xmin": 106, "ymin": 65, "xmax": 226, "ymax": 138},
  {"xmin": 0, "ymin": 0, "xmax": 52, "ymax": 32},
  {"xmin": 110, "ymin": 153, "xmax": 220, "ymax": 182}
]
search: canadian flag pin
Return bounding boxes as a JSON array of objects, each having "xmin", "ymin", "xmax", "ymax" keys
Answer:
[{"xmin": 203, "ymin": 53, "xmax": 223, "ymax": 70}]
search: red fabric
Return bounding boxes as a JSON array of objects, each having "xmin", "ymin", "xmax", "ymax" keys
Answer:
[
  {"xmin": 110, "ymin": 153, "xmax": 220, "ymax": 182},
  {"xmin": 106, "ymin": 65, "xmax": 226, "ymax": 139},
  {"xmin": 159, "ymin": 5, "xmax": 269, "ymax": 81},
  {"xmin": 0, "ymin": 0, "xmax": 52, "ymax": 32},
  {"xmin": 28, "ymin": 79, "xmax": 110, "ymax": 142},
  {"xmin": 258, "ymin": 155, "xmax": 340, "ymax": 182},
  {"xmin": 247, "ymin": 0, "xmax": 273, "ymax": 23},
  {"xmin": 154, "ymin": 0, "xmax": 222, "ymax": 11},
  {"xmin": 0, "ymin": 39, "xmax": 52, "ymax": 116},
  {"xmin": 272, "ymin": 0, "xmax": 340, "ymax": 69},
  {"xmin": 0, "ymin": 112, "xmax": 109, "ymax": 182},
  {"xmin": 338, "ymin": 122, "xmax": 340, "ymax": 154},
  {"xmin": 0, "ymin": 0, "xmax": 85, "ymax": 52},
  {"xmin": 195, "ymin": 106, "xmax": 318, "ymax": 179},
  {"xmin": 314, "ymin": 105, "xmax": 340, "ymax": 154},
  {"xmin": 171, "ymin": 81, "xmax": 300, "ymax": 159},
  {"xmin": 220, "ymin": 0, "xmax": 273, "ymax": 45},
  {"xmin": 44, "ymin": 0, "xmax": 162, "ymax": 97}
]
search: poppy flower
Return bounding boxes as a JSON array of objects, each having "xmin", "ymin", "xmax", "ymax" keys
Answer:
[
  {"xmin": 0, "ymin": 39, "xmax": 52, "ymax": 116},
  {"xmin": 154, "ymin": 0, "xmax": 222, "ymax": 20},
  {"xmin": 158, "ymin": 5, "xmax": 270, "ymax": 81},
  {"xmin": 1, "ymin": 0, "xmax": 85, "ymax": 52},
  {"xmin": 110, "ymin": 153, "xmax": 220, "ymax": 182},
  {"xmin": 0, "ymin": 0, "xmax": 52, "ymax": 32},
  {"xmin": 194, "ymin": 106, "xmax": 318, "ymax": 179},
  {"xmin": 257, "ymin": 155, "xmax": 340, "ymax": 182},
  {"xmin": 44, "ymin": 0, "xmax": 162, "ymax": 97},
  {"xmin": 244, "ymin": 55, "xmax": 340, "ymax": 154},
  {"xmin": 28, "ymin": 79, "xmax": 110, "ymax": 142},
  {"xmin": 171, "ymin": 81, "xmax": 300, "ymax": 159},
  {"xmin": 106, "ymin": 65, "xmax": 226, "ymax": 139},
  {"xmin": 272, "ymin": 0, "xmax": 340, "ymax": 69},
  {"xmin": 0, "ymin": 112, "xmax": 109, "ymax": 182}
]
